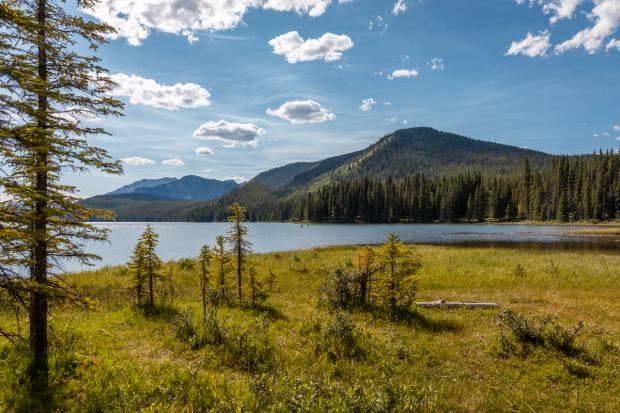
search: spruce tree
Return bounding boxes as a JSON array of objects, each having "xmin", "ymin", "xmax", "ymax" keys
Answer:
[
  {"xmin": 213, "ymin": 235, "xmax": 230, "ymax": 296},
  {"xmin": 198, "ymin": 244, "xmax": 211, "ymax": 322},
  {"xmin": 136, "ymin": 225, "xmax": 162, "ymax": 307},
  {"xmin": 226, "ymin": 203, "xmax": 252, "ymax": 305},
  {"xmin": 0, "ymin": 0, "xmax": 122, "ymax": 389},
  {"xmin": 379, "ymin": 233, "xmax": 419, "ymax": 312}
]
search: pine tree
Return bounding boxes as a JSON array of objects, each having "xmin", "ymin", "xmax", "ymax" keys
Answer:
[
  {"xmin": 212, "ymin": 235, "xmax": 230, "ymax": 296},
  {"xmin": 136, "ymin": 225, "xmax": 162, "ymax": 307},
  {"xmin": 129, "ymin": 241, "xmax": 146, "ymax": 304},
  {"xmin": 226, "ymin": 203, "xmax": 253, "ymax": 305},
  {"xmin": 355, "ymin": 246, "xmax": 381, "ymax": 306},
  {"xmin": 0, "ymin": 0, "xmax": 122, "ymax": 389},
  {"xmin": 198, "ymin": 244, "xmax": 211, "ymax": 322},
  {"xmin": 379, "ymin": 233, "xmax": 419, "ymax": 312}
]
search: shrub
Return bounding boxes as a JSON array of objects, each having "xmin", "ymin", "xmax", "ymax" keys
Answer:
[
  {"xmin": 497, "ymin": 310, "xmax": 589, "ymax": 360},
  {"xmin": 306, "ymin": 311, "xmax": 366, "ymax": 361},
  {"xmin": 225, "ymin": 316, "xmax": 275, "ymax": 373},
  {"xmin": 173, "ymin": 310, "xmax": 197, "ymax": 344},
  {"xmin": 318, "ymin": 267, "xmax": 358, "ymax": 311}
]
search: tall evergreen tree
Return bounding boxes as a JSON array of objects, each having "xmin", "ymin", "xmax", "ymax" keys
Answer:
[
  {"xmin": 136, "ymin": 225, "xmax": 162, "ymax": 307},
  {"xmin": 198, "ymin": 244, "xmax": 211, "ymax": 322},
  {"xmin": 226, "ymin": 203, "xmax": 252, "ymax": 305},
  {"xmin": 212, "ymin": 235, "xmax": 230, "ymax": 296},
  {"xmin": 0, "ymin": 0, "xmax": 122, "ymax": 389}
]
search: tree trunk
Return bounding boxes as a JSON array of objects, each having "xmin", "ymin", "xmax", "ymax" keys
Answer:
[
  {"xmin": 148, "ymin": 261, "xmax": 154, "ymax": 306},
  {"xmin": 236, "ymin": 223, "xmax": 242, "ymax": 305},
  {"xmin": 30, "ymin": 0, "xmax": 49, "ymax": 391}
]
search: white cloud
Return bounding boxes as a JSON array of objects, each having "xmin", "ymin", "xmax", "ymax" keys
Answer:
[
  {"xmin": 195, "ymin": 147, "xmax": 214, "ymax": 155},
  {"xmin": 555, "ymin": 0, "xmax": 620, "ymax": 54},
  {"xmin": 429, "ymin": 57, "xmax": 445, "ymax": 71},
  {"xmin": 84, "ymin": 0, "xmax": 343, "ymax": 46},
  {"xmin": 540, "ymin": 0, "xmax": 583, "ymax": 24},
  {"xmin": 193, "ymin": 120, "xmax": 265, "ymax": 147},
  {"xmin": 603, "ymin": 131, "xmax": 610, "ymax": 136},
  {"xmin": 387, "ymin": 117, "xmax": 398, "ymax": 123},
  {"xmin": 402, "ymin": 119, "xmax": 409, "ymax": 124},
  {"xmin": 162, "ymin": 159, "xmax": 185, "ymax": 167},
  {"xmin": 608, "ymin": 38, "xmax": 620, "ymax": 50},
  {"xmin": 225, "ymin": 176, "xmax": 249, "ymax": 183},
  {"xmin": 358, "ymin": 98, "xmax": 376, "ymax": 112},
  {"xmin": 266, "ymin": 100, "xmax": 336, "ymax": 123},
  {"xmin": 263, "ymin": 0, "xmax": 331, "ymax": 16},
  {"xmin": 387, "ymin": 69, "xmax": 419, "ymax": 79},
  {"xmin": 614, "ymin": 124, "xmax": 620, "ymax": 131},
  {"xmin": 506, "ymin": 31, "xmax": 551, "ymax": 57},
  {"xmin": 121, "ymin": 156, "xmax": 155, "ymax": 166},
  {"xmin": 269, "ymin": 31, "xmax": 353, "ymax": 63},
  {"xmin": 392, "ymin": 0, "xmax": 407, "ymax": 15},
  {"xmin": 109, "ymin": 73, "xmax": 211, "ymax": 110}
]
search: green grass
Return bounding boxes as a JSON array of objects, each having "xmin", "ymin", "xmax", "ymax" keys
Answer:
[{"xmin": 1, "ymin": 244, "xmax": 619, "ymax": 412}]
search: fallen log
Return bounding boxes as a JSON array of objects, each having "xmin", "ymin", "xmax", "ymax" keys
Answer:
[{"xmin": 415, "ymin": 300, "xmax": 499, "ymax": 309}]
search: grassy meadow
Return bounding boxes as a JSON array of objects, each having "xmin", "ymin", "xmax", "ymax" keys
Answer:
[{"xmin": 1, "ymin": 244, "xmax": 619, "ymax": 412}]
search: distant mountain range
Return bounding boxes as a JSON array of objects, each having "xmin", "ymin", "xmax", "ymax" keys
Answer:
[
  {"xmin": 82, "ymin": 175, "xmax": 239, "ymax": 219},
  {"xmin": 84, "ymin": 127, "xmax": 553, "ymax": 221}
]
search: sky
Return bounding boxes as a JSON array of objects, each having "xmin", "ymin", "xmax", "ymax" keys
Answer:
[{"xmin": 66, "ymin": 0, "xmax": 620, "ymax": 196}]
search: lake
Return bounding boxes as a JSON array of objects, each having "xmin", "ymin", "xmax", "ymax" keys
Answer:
[{"xmin": 65, "ymin": 222, "xmax": 619, "ymax": 273}]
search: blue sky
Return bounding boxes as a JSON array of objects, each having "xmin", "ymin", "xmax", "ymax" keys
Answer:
[{"xmin": 70, "ymin": 0, "xmax": 620, "ymax": 196}]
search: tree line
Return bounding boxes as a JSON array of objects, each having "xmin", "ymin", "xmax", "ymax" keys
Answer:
[{"xmin": 193, "ymin": 153, "xmax": 620, "ymax": 223}]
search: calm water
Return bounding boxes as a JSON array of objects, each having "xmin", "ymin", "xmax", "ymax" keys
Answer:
[{"xmin": 65, "ymin": 222, "xmax": 619, "ymax": 273}]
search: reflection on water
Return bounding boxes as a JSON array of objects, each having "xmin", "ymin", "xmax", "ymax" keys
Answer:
[{"xmin": 66, "ymin": 222, "xmax": 619, "ymax": 272}]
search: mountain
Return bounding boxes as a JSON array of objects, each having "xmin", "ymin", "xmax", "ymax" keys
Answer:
[
  {"xmin": 107, "ymin": 177, "xmax": 177, "ymax": 195},
  {"xmin": 252, "ymin": 127, "xmax": 549, "ymax": 192},
  {"xmin": 88, "ymin": 127, "xmax": 555, "ymax": 221},
  {"xmin": 134, "ymin": 175, "xmax": 239, "ymax": 201},
  {"xmin": 81, "ymin": 193, "xmax": 200, "ymax": 222},
  {"xmin": 82, "ymin": 175, "xmax": 239, "ymax": 220}
]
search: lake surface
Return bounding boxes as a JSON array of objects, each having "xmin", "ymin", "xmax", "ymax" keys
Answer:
[{"xmin": 65, "ymin": 222, "xmax": 619, "ymax": 273}]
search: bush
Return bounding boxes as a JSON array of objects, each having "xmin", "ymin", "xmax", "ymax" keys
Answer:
[
  {"xmin": 225, "ymin": 316, "xmax": 275, "ymax": 373},
  {"xmin": 497, "ymin": 310, "xmax": 589, "ymax": 360},
  {"xmin": 173, "ymin": 310, "xmax": 197, "ymax": 344},
  {"xmin": 304, "ymin": 311, "xmax": 367, "ymax": 361},
  {"xmin": 318, "ymin": 267, "xmax": 358, "ymax": 311}
]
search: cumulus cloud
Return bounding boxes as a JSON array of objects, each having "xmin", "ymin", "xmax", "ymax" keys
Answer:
[
  {"xmin": 83, "ymin": 0, "xmax": 345, "ymax": 46},
  {"xmin": 269, "ymin": 31, "xmax": 353, "ymax": 63},
  {"xmin": 614, "ymin": 124, "xmax": 620, "ymax": 131},
  {"xmin": 109, "ymin": 74, "xmax": 211, "ymax": 110},
  {"xmin": 358, "ymin": 98, "xmax": 376, "ymax": 112},
  {"xmin": 266, "ymin": 100, "xmax": 336, "ymax": 123},
  {"xmin": 506, "ymin": 31, "xmax": 551, "ymax": 57},
  {"xmin": 555, "ymin": 0, "xmax": 620, "ymax": 54},
  {"xmin": 193, "ymin": 120, "xmax": 265, "ymax": 147},
  {"xmin": 162, "ymin": 159, "xmax": 185, "ymax": 167},
  {"xmin": 195, "ymin": 147, "xmax": 214, "ymax": 155},
  {"xmin": 513, "ymin": 0, "xmax": 620, "ymax": 55},
  {"xmin": 121, "ymin": 156, "xmax": 155, "ymax": 166},
  {"xmin": 392, "ymin": 0, "xmax": 407, "ymax": 15},
  {"xmin": 429, "ymin": 57, "xmax": 445, "ymax": 71},
  {"xmin": 387, "ymin": 69, "xmax": 419, "ymax": 79},
  {"xmin": 607, "ymin": 38, "xmax": 620, "ymax": 50},
  {"xmin": 263, "ymin": 0, "xmax": 331, "ymax": 16}
]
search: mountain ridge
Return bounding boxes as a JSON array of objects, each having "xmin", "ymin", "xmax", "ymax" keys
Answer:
[{"xmin": 85, "ymin": 127, "xmax": 555, "ymax": 221}]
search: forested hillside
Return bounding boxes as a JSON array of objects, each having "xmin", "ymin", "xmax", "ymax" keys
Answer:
[
  {"xmin": 175, "ymin": 153, "xmax": 620, "ymax": 222},
  {"xmin": 85, "ymin": 128, "xmax": 620, "ymax": 223}
]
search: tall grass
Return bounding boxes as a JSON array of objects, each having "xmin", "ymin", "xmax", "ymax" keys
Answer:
[{"xmin": 0, "ymin": 244, "xmax": 618, "ymax": 412}]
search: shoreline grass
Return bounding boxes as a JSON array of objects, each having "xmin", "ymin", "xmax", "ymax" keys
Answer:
[{"xmin": 1, "ymin": 244, "xmax": 619, "ymax": 412}]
